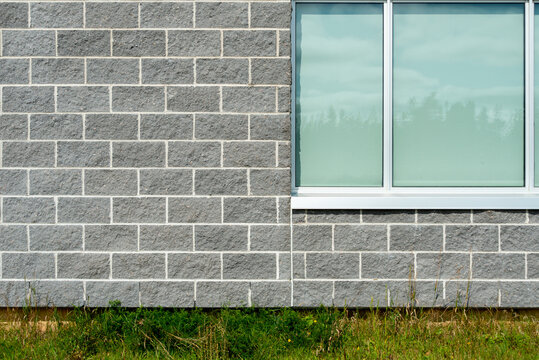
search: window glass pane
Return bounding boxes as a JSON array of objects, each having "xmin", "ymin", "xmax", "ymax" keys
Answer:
[
  {"xmin": 393, "ymin": 4, "xmax": 524, "ymax": 187},
  {"xmin": 295, "ymin": 3, "xmax": 383, "ymax": 187}
]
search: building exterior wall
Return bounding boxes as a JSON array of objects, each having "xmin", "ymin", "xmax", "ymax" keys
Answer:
[{"xmin": 0, "ymin": 0, "xmax": 536, "ymax": 308}]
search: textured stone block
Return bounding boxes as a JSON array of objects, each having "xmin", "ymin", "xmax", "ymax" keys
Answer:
[
  {"xmin": 141, "ymin": 114, "xmax": 193, "ymax": 140},
  {"xmin": 334, "ymin": 225, "xmax": 387, "ymax": 251},
  {"xmin": 0, "ymin": 59, "xmax": 29, "ymax": 84},
  {"xmin": 293, "ymin": 225, "xmax": 332, "ymax": 251},
  {"xmin": 334, "ymin": 281, "xmax": 388, "ymax": 307},
  {"xmin": 140, "ymin": 2, "xmax": 193, "ymax": 28},
  {"xmin": 0, "ymin": 281, "xmax": 28, "ymax": 307},
  {"xmin": 57, "ymin": 86, "xmax": 109, "ymax": 112},
  {"xmin": 250, "ymin": 225, "xmax": 290, "ymax": 251},
  {"xmin": 472, "ymin": 253, "xmax": 525, "ymax": 279},
  {"xmin": 251, "ymin": 58, "xmax": 291, "ymax": 85},
  {"xmin": 2, "ymin": 253, "xmax": 55, "ymax": 279},
  {"xmin": 168, "ymin": 197, "xmax": 221, "ymax": 223},
  {"xmin": 389, "ymin": 281, "xmax": 443, "ymax": 308},
  {"xmin": 2, "ymin": 86, "xmax": 54, "ymax": 113},
  {"xmin": 57, "ymin": 253, "xmax": 110, "ymax": 279},
  {"xmin": 195, "ymin": 169, "xmax": 247, "ymax": 195},
  {"xmin": 113, "ymin": 197, "xmax": 166, "ymax": 223},
  {"xmin": 250, "ymin": 114, "xmax": 290, "ymax": 141},
  {"xmin": 86, "ymin": 281, "xmax": 139, "ymax": 307},
  {"xmin": 417, "ymin": 210, "xmax": 471, "ymax": 223},
  {"xmin": 85, "ymin": 225, "xmax": 137, "ymax": 251},
  {"xmin": 416, "ymin": 253, "xmax": 470, "ymax": 280},
  {"xmin": 529, "ymin": 253, "xmax": 539, "ymax": 279},
  {"xmin": 279, "ymin": 253, "xmax": 291, "ymax": 280},
  {"xmin": 278, "ymin": 86, "xmax": 291, "ymax": 113},
  {"xmin": 3, "ymin": 197, "xmax": 55, "ymax": 224},
  {"xmin": 142, "ymin": 59, "xmax": 194, "ymax": 84},
  {"xmin": 113, "ymin": 253, "xmax": 166, "ymax": 279},
  {"xmin": 168, "ymin": 30, "xmax": 221, "ymax": 56},
  {"xmin": 112, "ymin": 86, "xmax": 165, "ymax": 112},
  {"xmin": 57, "ymin": 197, "xmax": 110, "ymax": 224},
  {"xmin": 293, "ymin": 254, "xmax": 305, "ymax": 279},
  {"xmin": 251, "ymin": 282, "xmax": 291, "ymax": 307},
  {"xmin": 167, "ymin": 86, "xmax": 220, "ymax": 112},
  {"xmin": 58, "ymin": 30, "xmax": 110, "ymax": 56},
  {"xmin": 250, "ymin": 169, "xmax": 290, "ymax": 195},
  {"xmin": 306, "ymin": 253, "xmax": 359, "ymax": 279},
  {"xmin": 87, "ymin": 59, "xmax": 139, "ymax": 84},
  {"xmin": 278, "ymin": 196, "xmax": 290, "ymax": 224},
  {"xmin": 84, "ymin": 170, "xmax": 138, "ymax": 196},
  {"xmin": 0, "ymin": 115, "xmax": 27, "ymax": 140},
  {"xmin": 307, "ymin": 210, "xmax": 360, "ymax": 224},
  {"xmin": 3, "ymin": 142, "xmax": 55, "ymax": 167},
  {"xmin": 0, "ymin": 3, "xmax": 28, "ymax": 28},
  {"xmin": 196, "ymin": 2, "xmax": 248, "ymax": 28},
  {"xmin": 222, "ymin": 86, "xmax": 276, "ymax": 113},
  {"xmin": 3, "ymin": 30, "xmax": 54, "ymax": 56},
  {"xmin": 223, "ymin": 30, "xmax": 276, "ymax": 56},
  {"xmin": 293, "ymin": 281, "xmax": 333, "ymax": 307},
  {"xmin": 32, "ymin": 58, "xmax": 84, "ymax": 84},
  {"xmin": 168, "ymin": 253, "xmax": 221, "ymax": 279},
  {"xmin": 446, "ymin": 281, "xmax": 499, "ymax": 307},
  {"xmin": 500, "ymin": 226, "xmax": 539, "ymax": 251},
  {"xmin": 445, "ymin": 225, "xmax": 498, "ymax": 251},
  {"xmin": 363, "ymin": 210, "xmax": 416, "ymax": 223},
  {"xmin": 279, "ymin": 30, "xmax": 290, "ymax": 57},
  {"xmin": 85, "ymin": 114, "xmax": 138, "ymax": 140},
  {"xmin": 251, "ymin": 2, "xmax": 291, "ymax": 28},
  {"xmin": 168, "ymin": 141, "xmax": 221, "ymax": 167},
  {"xmin": 57, "ymin": 141, "xmax": 110, "ymax": 167},
  {"xmin": 0, "ymin": 226, "xmax": 27, "ymax": 251},
  {"xmin": 196, "ymin": 282, "xmax": 249, "ymax": 307},
  {"xmin": 29, "ymin": 281, "xmax": 84, "ymax": 307},
  {"xmin": 140, "ymin": 282, "xmax": 194, "ymax": 307},
  {"xmin": 86, "ymin": 3, "xmax": 138, "ymax": 28},
  {"xmin": 30, "ymin": 2, "xmax": 83, "ymax": 28},
  {"xmin": 30, "ymin": 114, "xmax": 82, "ymax": 140},
  {"xmin": 0, "ymin": 170, "xmax": 27, "ymax": 195},
  {"xmin": 223, "ymin": 254, "xmax": 276, "ymax": 279},
  {"xmin": 362, "ymin": 253, "xmax": 415, "ymax": 279},
  {"xmin": 140, "ymin": 169, "xmax": 192, "ymax": 195},
  {"xmin": 195, "ymin": 225, "xmax": 248, "ymax": 251},
  {"xmin": 113, "ymin": 142, "xmax": 166, "ymax": 167},
  {"xmin": 29, "ymin": 170, "xmax": 81, "ymax": 195},
  {"xmin": 195, "ymin": 114, "xmax": 248, "ymax": 140},
  {"xmin": 196, "ymin": 58, "xmax": 248, "ymax": 85},
  {"xmin": 113, "ymin": 30, "xmax": 166, "ymax": 56},
  {"xmin": 140, "ymin": 225, "xmax": 192, "ymax": 251},
  {"xmin": 29, "ymin": 225, "xmax": 82, "ymax": 251},
  {"xmin": 223, "ymin": 197, "xmax": 277, "ymax": 223},
  {"xmin": 501, "ymin": 282, "xmax": 538, "ymax": 308},
  {"xmin": 390, "ymin": 225, "xmax": 443, "ymax": 251},
  {"xmin": 223, "ymin": 142, "xmax": 275, "ymax": 167},
  {"xmin": 473, "ymin": 210, "xmax": 526, "ymax": 224}
]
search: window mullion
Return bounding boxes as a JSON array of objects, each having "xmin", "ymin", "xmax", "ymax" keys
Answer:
[
  {"xmin": 383, "ymin": 0, "xmax": 393, "ymax": 190},
  {"xmin": 527, "ymin": 0, "xmax": 535, "ymax": 190}
]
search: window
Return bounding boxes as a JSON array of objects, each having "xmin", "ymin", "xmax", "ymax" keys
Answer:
[{"xmin": 292, "ymin": 0, "xmax": 539, "ymax": 209}]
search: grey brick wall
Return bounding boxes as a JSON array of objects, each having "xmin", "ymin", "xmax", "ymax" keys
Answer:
[{"xmin": 0, "ymin": 1, "xmax": 537, "ymax": 309}]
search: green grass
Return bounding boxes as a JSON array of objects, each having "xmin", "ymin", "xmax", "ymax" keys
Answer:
[{"xmin": 0, "ymin": 304, "xmax": 537, "ymax": 359}]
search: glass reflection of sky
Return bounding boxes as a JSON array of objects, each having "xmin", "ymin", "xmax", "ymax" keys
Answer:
[
  {"xmin": 393, "ymin": 3, "xmax": 525, "ymax": 186},
  {"xmin": 295, "ymin": 3, "xmax": 383, "ymax": 187}
]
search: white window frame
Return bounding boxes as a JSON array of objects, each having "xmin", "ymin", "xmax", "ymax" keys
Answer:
[{"xmin": 291, "ymin": 0, "xmax": 539, "ymax": 209}]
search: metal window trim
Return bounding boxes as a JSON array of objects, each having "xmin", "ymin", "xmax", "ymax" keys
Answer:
[{"xmin": 291, "ymin": 0, "xmax": 539, "ymax": 209}]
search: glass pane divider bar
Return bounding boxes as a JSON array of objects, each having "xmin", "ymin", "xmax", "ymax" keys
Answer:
[
  {"xmin": 527, "ymin": 0, "xmax": 535, "ymax": 190},
  {"xmin": 383, "ymin": 1, "xmax": 393, "ymax": 190},
  {"xmin": 290, "ymin": 0, "xmax": 297, "ymax": 193}
]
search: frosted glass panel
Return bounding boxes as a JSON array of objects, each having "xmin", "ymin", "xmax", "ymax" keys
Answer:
[
  {"xmin": 393, "ymin": 4, "xmax": 524, "ymax": 187},
  {"xmin": 295, "ymin": 3, "xmax": 383, "ymax": 187}
]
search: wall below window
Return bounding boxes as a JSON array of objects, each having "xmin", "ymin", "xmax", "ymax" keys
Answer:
[{"xmin": 0, "ymin": 1, "xmax": 536, "ymax": 308}]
